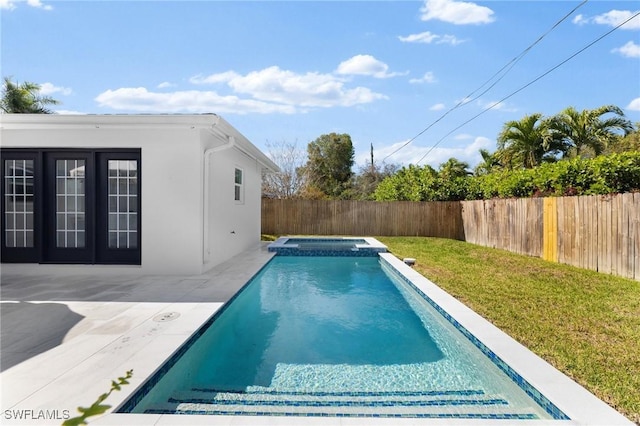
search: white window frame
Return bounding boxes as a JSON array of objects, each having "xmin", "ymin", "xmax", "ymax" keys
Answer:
[{"xmin": 234, "ymin": 167, "xmax": 244, "ymax": 204}]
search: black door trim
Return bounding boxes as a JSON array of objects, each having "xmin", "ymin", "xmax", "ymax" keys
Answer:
[
  {"xmin": 0, "ymin": 151, "xmax": 42, "ymax": 263},
  {"xmin": 95, "ymin": 152, "xmax": 142, "ymax": 265},
  {"xmin": 1, "ymin": 148, "xmax": 141, "ymax": 265},
  {"xmin": 43, "ymin": 151, "xmax": 95, "ymax": 263}
]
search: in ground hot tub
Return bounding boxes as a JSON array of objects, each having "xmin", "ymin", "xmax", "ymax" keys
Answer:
[{"xmin": 267, "ymin": 236, "xmax": 387, "ymax": 256}]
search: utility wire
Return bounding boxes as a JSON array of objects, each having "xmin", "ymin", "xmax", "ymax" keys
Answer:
[
  {"xmin": 415, "ymin": 10, "xmax": 640, "ymax": 165},
  {"xmin": 454, "ymin": 0, "xmax": 589, "ymax": 109},
  {"xmin": 382, "ymin": 0, "xmax": 589, "ymax": 163}
]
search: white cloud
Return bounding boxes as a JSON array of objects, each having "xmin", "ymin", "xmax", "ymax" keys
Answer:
[
  {"xmin": 229, "ymin": 67, "xmax": 340, "ymax": 106},
  {"xmin": 409, "ymin": 72, "xmax": 438, "ymax": 84},
  {"xmin": 227, "ymin": 66, "xmax": 388, "ymax": 107},
  {"xmin": 190, "ymin": 71, "xmax": 240, "ymax": 85},
  {"xmin": 399, "ymin": 31, "xmax": 438, "ymax": 44},
  {"xmin": 594, "ymin": 10, "xmax": 640, "ymax": 29},
  {"xmin": 99, "ymin": 60, "xmax": 391, "ymax": 114},
  {"xmin": 420, "ymin": 0, "xmax": 495, "ymax": 25},
  {"xmin": 430, "ymin": 103, "xmax": 446, "ymax": 111},
  {"xmin": 335, "ymin": 55, "xmax": 406, "ymax": 78},
  {"xmin": 368, "ymin": 135, "xmax": 492, "ymax": 168},
  {"xmin": 627, "ymin": 97, "xmax": 640, "ymax": 112},
  {"xmin": 572, "ymin": 14, "xmax": 586, "ymax": 25},
  {"xmin": 0, "ymin": 0, "xmax": 16, "ymax": 10},
  {"xmin": 157, "ymin": 81, "xmax": 176, "ymax": 89},
  {"xmin": 612, "ymin": 41, "xmax": 640, "ymax": 58},
  {"xmin": 39, "ymin": 82, "xmax": 72, "ymax": 96},
  {"xmin": 95, "ymin": 87, "xmax": 297, "ymax": 114},
  {"xmin": 573, "ymin": 10, "xmax": 640, "ymax": 30},
  {"xmin": 1, "ymin": 0, "xmax": 52, "ymax": 10},
  {"xmin": 96, "ymin": 66, "xmax": 388, "ymax": 114},
  {"xmin": 54, "ymin": 110, "xmax": 87, "ymax": 115},
  {"xmin": 27, "ymin": 0, "xmax": 52, "ymax": 10},
  {"xmin": 476, "ymin": 99, "xmax": 517, "ymax": 112},
  {"xmin": 398, "ymin": 31, "xmax": 465, "ymax": 45},
  {"xmin": 439, "ymin": 34, "xmax": 466, "ymax": 45},
  {"xmin": 454, "ymin": 133, "xmax": 473, "ymax": 140}
]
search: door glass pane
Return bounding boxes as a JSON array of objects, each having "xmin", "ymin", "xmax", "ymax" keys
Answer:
[
  {"xmin": 107, "ymin": 160, "xmax": 138, "ymax": 249},
  {"xmin": 4, "ymin": 159, "xmax": 35, "ymax": 248},
  {"xmin": 55, "ymin": 159, "xmax": 86, "ymax": 248}
]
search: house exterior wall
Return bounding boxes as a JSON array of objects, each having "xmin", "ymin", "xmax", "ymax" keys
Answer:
[
  {"xmin": 204, "ymin": 145, "xmax": 263, "ymax": 270},
  {"xmin": 0, "ymin": 115, "xmax": 277, "ymax": 275},
  {"xmin": 137, "ymin": 128, "xmax": 204, "ymax": 274}
]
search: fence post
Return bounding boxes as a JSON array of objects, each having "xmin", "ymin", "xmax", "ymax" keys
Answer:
[{"xmin": 543, "ymin": 197, "xmax": 558, "ymax": 262}]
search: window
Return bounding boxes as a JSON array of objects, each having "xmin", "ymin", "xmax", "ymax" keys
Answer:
[
  {"xmin": 108, "ymin": 160, "xmax": 138, "ymax": 249},
  {"xmin": 55, "ymin": 159, "xmax": 86, "ymax": 248},
  {"xmin": 4, "ymin": 159, "xmax": 35, "ymax": 248},
  {"xmin": 234, "ymin": 167, "xmax": 244, "ymax": 203}
]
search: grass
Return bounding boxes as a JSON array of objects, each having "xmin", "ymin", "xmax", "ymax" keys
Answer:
[{"xmin": 376, "ymin": 236, "xmax": 640, "ymax": 424}]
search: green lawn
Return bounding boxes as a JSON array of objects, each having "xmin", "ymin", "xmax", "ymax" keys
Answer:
[{"xmin": 377, "ymin": 236, "xmax": 640, "ymax": 424}]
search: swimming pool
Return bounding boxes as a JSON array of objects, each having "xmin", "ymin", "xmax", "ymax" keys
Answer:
[{"xmin": 118, "ymin": 252, "xmax": 563, "ymax": 419}]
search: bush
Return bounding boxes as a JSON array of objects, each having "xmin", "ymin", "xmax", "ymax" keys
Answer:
[{"xmin": 374, "ymin": 152, "xmax": 640, "ymax": 201}]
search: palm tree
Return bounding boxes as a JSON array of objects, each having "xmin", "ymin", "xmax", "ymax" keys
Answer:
[
  {"xmin": 1, "ymin": 77, "xmax": 60, "ymax": 113},
  {"xmin": 549, "ymin": 105, "xmax": 633, "ymax": 157},
  {"xmin": 604, "ymin": 123, "xmax": 639, "ymax": 154},
  {"xmin": 438, "ymin": 157, "xmax": 471, "ymax": 180},
  {"xmin": 496, "ymin": 113, "xmax": 566, "ymax": 169},
  {"xmin": 474, "ymin": 149, "xmax": 502, "ymax": 176}
]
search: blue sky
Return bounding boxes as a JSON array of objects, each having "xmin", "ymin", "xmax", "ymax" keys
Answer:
[{"xmin": 2, "ymin": 0, "xmax": 639, "ymax": 169}]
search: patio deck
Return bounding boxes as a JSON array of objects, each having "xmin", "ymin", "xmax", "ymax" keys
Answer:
[{"xmin": 0, "ymin": 244, "xmax": 276, "ymax": 425}]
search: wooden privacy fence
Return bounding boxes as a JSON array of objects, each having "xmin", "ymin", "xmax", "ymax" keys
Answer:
[
  {"xmin": 461, "ymin": 197, "xmax": 544, "ymax": 257},
  {"xmin": 460, "ymin": 193, "xmax": 640, "ymax": 280},
  {"xmin": 262, "ymin": 194, "xmax": 640, "ymax": 281},
  {"xmin": 261, "ymin": 199, "xmax": 464, "ymax": 240},
  {"xmin": 554, "ymin": 194, "xmax": 639, "ymax": 280}
]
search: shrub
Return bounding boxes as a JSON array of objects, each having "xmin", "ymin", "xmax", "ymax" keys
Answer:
[{"xmin": 374, "ymin": 152, "xmax": 640, "ymax": 201}]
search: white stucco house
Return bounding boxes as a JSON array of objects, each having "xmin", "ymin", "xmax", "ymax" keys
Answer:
[{"xmin": 0, "ymin": 114, "xmax": 278, "ymax": 274}]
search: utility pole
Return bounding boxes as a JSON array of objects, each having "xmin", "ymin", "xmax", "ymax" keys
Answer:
[{"xmin": 370, "ymin": 143, "xmax": 374, "ymax": 173}]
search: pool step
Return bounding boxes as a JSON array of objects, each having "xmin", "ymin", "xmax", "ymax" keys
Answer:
[{"xmin": 144, "ymin": 388, "xmax": 540, "ymax": 419}]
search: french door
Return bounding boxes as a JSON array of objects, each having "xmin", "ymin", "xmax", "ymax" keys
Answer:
[
  {"xmin": 1, "ymin": 149, "xmax": 140, "ymax": 265},
  {"xmin": 44, "ymin": 152, "xmax": 94, "ymax": 263}
]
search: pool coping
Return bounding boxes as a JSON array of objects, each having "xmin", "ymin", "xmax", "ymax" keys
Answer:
[{"xmin": 1, "ymin": 241, "xmax": 633, "ymax": 425}]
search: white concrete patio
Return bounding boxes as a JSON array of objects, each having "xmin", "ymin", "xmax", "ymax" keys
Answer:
[{"xmin": 1, "ymin": 244, "xmax": 276, "ymax": 425}]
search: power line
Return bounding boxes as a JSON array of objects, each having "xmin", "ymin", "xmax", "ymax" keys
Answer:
[
  {"xmin": 415, "ymin": 9, "xmax": 640, "ymax": 165},
  {"xmin": 382, "ymin": 0, "xmax": 589, "ymax": 163}
]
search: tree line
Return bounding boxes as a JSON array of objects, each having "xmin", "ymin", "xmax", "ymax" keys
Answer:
[
  {"xmin": 262, "ymin": 133, "xmax": 400, "ymax": 201},
  {"xmin": 264, "ymin": 104, "xmax": 638, "ymax": 201}
]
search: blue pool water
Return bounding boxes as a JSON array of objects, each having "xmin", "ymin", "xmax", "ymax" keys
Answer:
[{"xmin": 120, "ymin": 256, "xmax": 557, "ymax": 419}]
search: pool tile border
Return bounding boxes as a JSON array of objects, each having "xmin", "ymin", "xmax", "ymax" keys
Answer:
[
  {"xmin": 379, "ymin": 256, "xmax": 569, "ymax": 420},
  {"xmin": 145, "ymin": 409, "xmax": 539, "ymax": 420}
]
